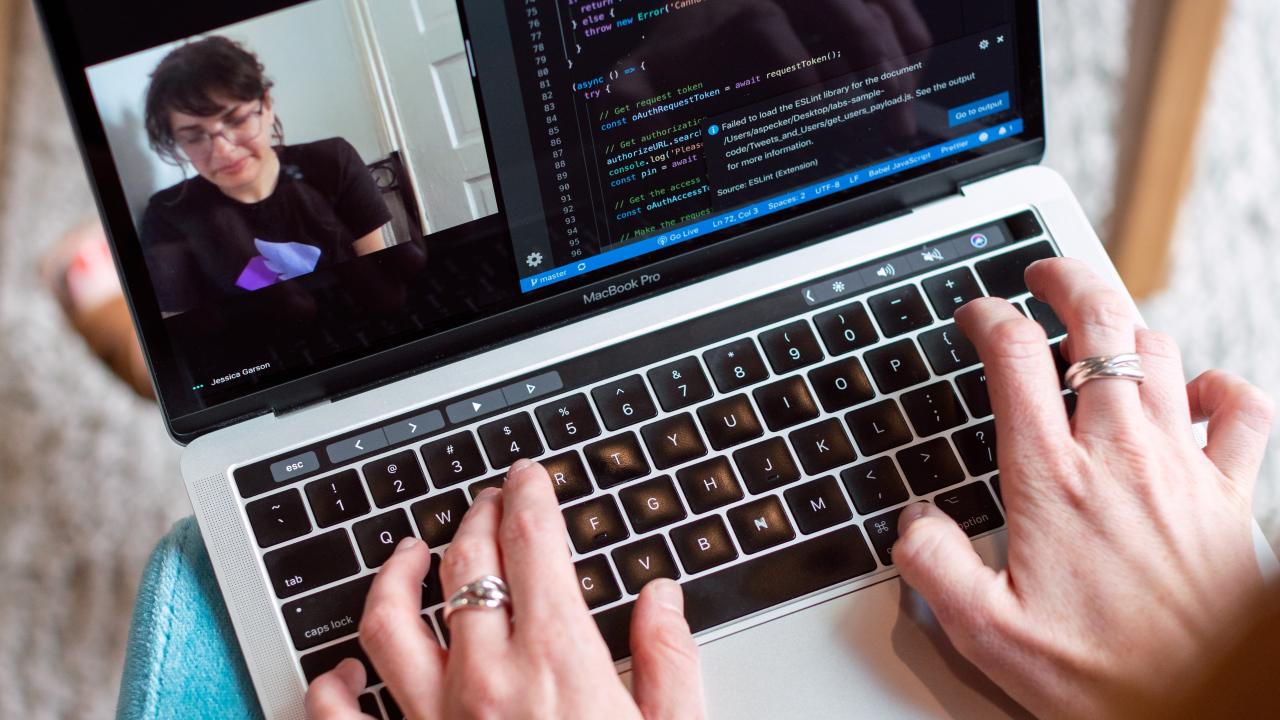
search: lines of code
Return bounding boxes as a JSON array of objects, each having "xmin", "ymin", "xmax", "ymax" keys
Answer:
[{"xmin": 502, "ymin": 0, "xmax": 1018, "ymax": 274}]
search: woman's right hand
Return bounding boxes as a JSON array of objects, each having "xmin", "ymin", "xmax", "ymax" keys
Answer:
[{"xmin": 893, "ymin": 258, "xmax": 1273, "ymax": 719}]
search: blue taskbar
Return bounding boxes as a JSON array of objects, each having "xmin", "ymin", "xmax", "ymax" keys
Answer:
[{"xmin": 520, "ymin": 118, "xmax": 1024, "ymax": 293}]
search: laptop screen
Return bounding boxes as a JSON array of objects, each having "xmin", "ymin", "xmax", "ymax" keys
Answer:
[{"xmin": 40, "ymin": 0, "xmax": 1040, "ymax": 436}]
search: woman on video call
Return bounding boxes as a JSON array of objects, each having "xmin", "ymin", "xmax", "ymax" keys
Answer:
[{"xmin": 139, "ymin": 36, "xmax": 392, "ymax": 316}]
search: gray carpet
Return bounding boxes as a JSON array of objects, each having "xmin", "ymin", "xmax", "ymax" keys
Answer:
[{"xmin": 1, "ymin": 1, "xmax": 1277, "ymax": 718}]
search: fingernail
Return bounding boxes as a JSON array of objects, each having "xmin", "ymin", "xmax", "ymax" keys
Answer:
[
  {"xmin": 476, "ymin": 486, "xmax": 503, "ymax": 501},
  {"xmin": 396, "ymin": 537, "xmax": 418, "ymax": 553},
  {"xmin": 649, "ymin": 578, "xmax": 684, "ymax": 613},
  {"xmin": 510, "ymin": 458, "xmax": 534, "ymax": 473},
  {"xmin": 897, "ymin": 502, "xmax": 933, "ymax": 534}
]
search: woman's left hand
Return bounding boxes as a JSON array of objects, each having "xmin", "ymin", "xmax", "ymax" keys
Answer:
[{"xmin": 305, "ymin": 459, "xmax": 706, "ymax": 719}]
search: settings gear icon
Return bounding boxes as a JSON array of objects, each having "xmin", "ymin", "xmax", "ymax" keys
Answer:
[{"xmin": 525, "ymin": 251, "xmax": 544, "ymax": 268}]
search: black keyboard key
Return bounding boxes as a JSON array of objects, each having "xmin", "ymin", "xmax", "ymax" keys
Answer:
[
  {"xmin": 864, "ymin": 340, "xmax": 931, "ymax": 394},
  {"xmin": 477, "ymin": 413, "xmax": 544, "ymax": 469},
  {"xmin": 696, "ymin": 394, "xmax": 764, "ymax": 450},
  {"xmin": 675, "ymin": 456, "xmax": 745, "ymax": 514},
  {"xmin": 975, "ymin": 241, "xmax": 1056, "ymax": 298},
  {"xmin": 612, "ymin": 535, "xmax": 681, "ymax": 595},
  {"xmin": 922, "ymin": 266, "xmax": 984, "ymax": 320},
  {"xmin": 758, "ymin": 321, "xmax": 824, "ymax": 373},
  {"xmin": 1027, "ymin": 297, "xmax": 1067, "ymax": 338},
  {"xmin": 592, "ymin": 526, "xmax": 876, "ymax": 661},
  {"xmin": 840, "ymin": 457, "xmax": 909, "ymax": 515},
  {"xmin": 935, "ymin": 482, "xmax": 1005, "ymax": 537},
  {"xmin": 410, "ymin": 490, "xmax": 469, "ymax": 547},
  {"xmin": 640, "ymin": 413, "xmax": 708, "ymax": 470},
  {"xmin": 953, "ymin": 420, "xmax": 998, "ymax": 476},
  {"xmin": 563, "ymin": 495, "xmax": 630, "ymax": 553},
  {"xmin": 283, "ymin": 574, "xmax": 372, "ymax": 651},
  {"xmin": 670, "ymin": 515, "xmax": 739, "ymax": 574},
  {"xmin": 536, "ymin": 394, "xmax": 602, "ymax": 450},
  {"xmin": 732, "ymin": 437, "xmax": 801, "ymax": 494},
  {"xmin": 703, "ymin": 338, "xmax": 768, "ymax": 393},
  {"xmin": 990, "ymin": 475, "xmax": 1002, "ymax": 505},
  {"xmin": 584, "ymin": 433, "xmax": 651, "ymax": 488},
  {"xmin": 727, "ymin": 496, "xmax": 796, "ymax": 554},
  {"xmin": 420, "ymin": 432, "xmax": 486, "ymax": 488},
  {"xmin": 359, "ymin": 693, "xmax": 382, "ymax": 718},
  {"xmin": 896, "ymin": 438, "xmax": 966, "ymax": 495},
  {"xmin": 807, "ymin": 357, "xmax": 875, "ymax": 413},
  {"xmin": 353, "ymin": 509, "xmax": 415, "ymax": 568},
  {"xmin": 575, "ymin": 554, "xmax": 623, "ymax": 609},
  {"xmin": 304, "ymin": 471, "xmax": 372, "ymax": 528},
  {"xmin": 868, "ymin": 285, "xmax": 933, "ymax": 337},
  {"xmin": 752, "ymin": 376, "xmax": 820, "ymax": 431},
  {"xmin": 380, "ymin": 688, "xmax": 403, "ymax": 720},
  {"xmin": 421, "ymin": 553, "xmax": 444, "ymax": 607},
  {"xmin": 813, "ymin": 301, "xmax": 878, "ymax": 355},
  {"xmin": 846, "ymin": 399, "xmax": 914, "ymax": 456},
  {"xmin": 362, "ymin": 452, "xmax": 429, "ymax": 508},
  {"xmin": 246, "ymin": 489, "xmax": 311, "ymax": 548},
  {"xmin": 783, "ymin": 476, "xmax": 853, "ymax": 534},
  {"xmin": 618, "ymin": 476, "xmax": 687, "ymax": 533},
  {"xmin": 264, "ymin": 529, "xmax": 360, "ymax": 599},
  {"xmin": 918, "ymin": 324, "xmax": 980, "ymax": 375},
  {"xmin": 467, "ymin": 475, "xmax": 505, "ymax": 499},
  {"xmin": 300, "ymin": 637, "xmax": 380, "ymax": 686},
  {"xmin": 955, "ymin": 368, "xmax": 992, "ymax": 418},
  {"xmin": 542, "ymin": 451, "xmax": 594, "ymax": 503},
  {"xmin": 788, "ymin": 419, "xmax": 857, "ymax": 475},
  {"xmin": 592, "ymin": 375, "xmax": 658, "ymax": 431},
  {"xmin": 647, "ymin": 357, "xmax": 713, "ymax": 411},
  {"xmin": 1050, "ymin": 341, "xmax": 1070, "ymax": 390},
  {"xmin": 900, "ymin": 381, "xmax": 968, "ymax": 437},
  {"xmin": 864, "ymin": 506, "xmax": 909, "ymax": 565}
]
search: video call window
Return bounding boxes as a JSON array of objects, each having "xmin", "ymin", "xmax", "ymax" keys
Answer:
[{"xmin": 85, "ymin": 0, "xmax": 498, "ymax": 317}]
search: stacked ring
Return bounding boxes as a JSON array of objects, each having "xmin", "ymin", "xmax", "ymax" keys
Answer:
[
  {"xmin": 1064, "ymin": 353, "xmax": 1146, "ymax": 393},
  {"xmin": 443, "ymin": 575, "xmax": 512, "ymax": 625}
]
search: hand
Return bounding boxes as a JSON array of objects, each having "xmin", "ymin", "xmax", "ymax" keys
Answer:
[
  {"xmin": 305, "ymin": 459, "xmax": 706, "ymax": 719},
  {"xmin": 893, "ymin": 258, "xmax": 1273, "ymax": 718}
]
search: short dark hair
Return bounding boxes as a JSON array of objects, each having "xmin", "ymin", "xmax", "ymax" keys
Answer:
[{"xmin": 144, "ymin": 36, "xmax": 283, "ymax": 164}]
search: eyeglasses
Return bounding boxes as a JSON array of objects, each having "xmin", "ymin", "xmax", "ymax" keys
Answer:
[{"xmin": 174, "ymin": 102, "xmax": 266, "ymax": 162}]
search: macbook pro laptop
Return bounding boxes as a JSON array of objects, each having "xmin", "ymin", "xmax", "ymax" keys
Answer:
[{"xmin": 35, "ymin": 1, "xmax": 1276, "ymax": 717}]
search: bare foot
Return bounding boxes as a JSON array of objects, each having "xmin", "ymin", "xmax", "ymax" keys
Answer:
[{"xmin": 42, "ymin": 222, "xmax": 155, "ymax": 400}]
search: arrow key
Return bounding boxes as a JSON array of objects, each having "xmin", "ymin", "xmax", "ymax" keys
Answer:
[{"xmin": 325, "ymin": 429, "xmax": 388, "ymax": 464}]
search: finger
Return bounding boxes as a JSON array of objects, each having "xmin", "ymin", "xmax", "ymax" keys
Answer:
[
  {"xmin": 359, "ymin": 539, "xmax": 445, "ymax": 719},
  {"xmin": 630, "ymin": 580, "xmax": 707, "ymax": 720},
  {"xmin": 304, "ymin": 658, "xmax": 373, "ymax": 720},
  {"xmin": 497, "ymin": 459, "xmax": 589, "ymax": 625},
  {"xmin": 1025, "ymin": 258, "xmax": 1144, "ymax": 430},
  {"xmin": 439, "ymin": 488, "xmax": 511, "ymax": 648},
  {"xmin": 1187, "ymin": 370, "xmax": 1275, "ymax": 490},
  {"xmin": 954, "ymin": 297, "xmax": 1072, "ymax": 472},
  {"xmin": 1133, "ymin": 329, "xmax": 1194, "ymax": 437},
  {"xmin": 893, "ymin": 504, "xmax": 1008, "ymax": 650}
]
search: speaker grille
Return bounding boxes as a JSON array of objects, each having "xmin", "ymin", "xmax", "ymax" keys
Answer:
[{"xmin": 191, "ymin": 473, "xmax": 305, "ymax": 720}]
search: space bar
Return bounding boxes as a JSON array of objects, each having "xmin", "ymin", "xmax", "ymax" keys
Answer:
[{"xmin": 593, "ymin": 525, "xmax": 877, "ymax": 662}]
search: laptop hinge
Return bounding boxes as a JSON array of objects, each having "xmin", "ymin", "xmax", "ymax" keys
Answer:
[{"xmin": 272, "ymin": 396, "xmax": 332, "ymax": 419}]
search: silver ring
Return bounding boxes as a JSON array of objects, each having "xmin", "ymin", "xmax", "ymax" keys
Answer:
[
  {"xmin": 1065, "ymin": 353, "xmax": 1145, "ymax": 393},
  {"xmin": 443, "ymin": 575, "xmax": 511, "ymax": 625}
]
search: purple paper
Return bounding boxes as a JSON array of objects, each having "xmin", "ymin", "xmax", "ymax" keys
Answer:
[{"xmin": 235, "ymin": 255, "xmax": 279, "ymax": 291}]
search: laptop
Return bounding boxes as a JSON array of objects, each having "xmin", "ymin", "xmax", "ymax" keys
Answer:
[{"xmin": 37, "ymin": 1, "xmax": 1275, "ymax": 717}]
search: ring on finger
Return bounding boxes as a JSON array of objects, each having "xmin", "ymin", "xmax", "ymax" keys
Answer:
[
  {"xmin": 1065, "ymin": 353, "xmax": 1146, "ymax": 393},
  {"xmin": 444, "ymin": 575, "xmax": 511, "ymax": 625}
]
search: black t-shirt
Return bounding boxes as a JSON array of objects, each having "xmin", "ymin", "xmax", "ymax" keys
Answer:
[{"xmin": 139, "ymin": 138, "xmax": 392, "ymax": 314}]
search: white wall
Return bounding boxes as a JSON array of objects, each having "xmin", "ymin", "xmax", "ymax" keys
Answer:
[{"xmin": 85, "ymin": 0, "xmax": 388, "ymax": 225}]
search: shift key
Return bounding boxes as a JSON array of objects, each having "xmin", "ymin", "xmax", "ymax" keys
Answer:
[{"xmin": 264, "ymin": 529, "xmax": 360, "ymax": 599}]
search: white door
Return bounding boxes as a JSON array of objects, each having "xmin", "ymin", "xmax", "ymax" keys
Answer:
[{"xmin": 353, "ymin": 0, "xmax": 497, "ymax": 234}]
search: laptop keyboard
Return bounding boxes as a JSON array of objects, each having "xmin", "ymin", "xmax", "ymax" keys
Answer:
[{"xmin": 232, "ymin": 211, "xmax": 1068, "ymax": 715}]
